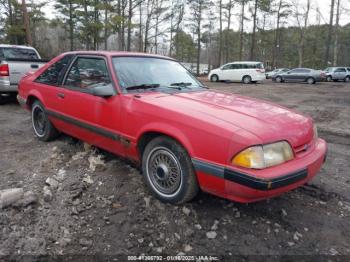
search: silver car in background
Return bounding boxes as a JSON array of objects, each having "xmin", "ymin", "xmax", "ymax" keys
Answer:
[
  {"xmin": 324, "ymin": 67, "xmax": 350, "ymax": 82},
  {"xmin": 265, "ymin": 68, "xmax": 289, "ymax": 79},
  {"xmin": 272, "ymin": 68, "xmax": 323, "ymax": 84}
]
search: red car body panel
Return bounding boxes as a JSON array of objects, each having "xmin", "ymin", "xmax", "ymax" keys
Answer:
[{"xmin": 17, "ymin": 51, "xmax": 327, "ymax": 203}]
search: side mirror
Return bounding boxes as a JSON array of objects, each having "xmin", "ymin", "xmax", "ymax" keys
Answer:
[{"xmin": 91, "ymin": 84, "xmax": 116, "ymax": 98}]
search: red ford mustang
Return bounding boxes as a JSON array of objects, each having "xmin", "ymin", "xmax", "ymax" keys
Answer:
[{"xmin": 17, "ymin": 51, "xmax": 327, "ymax": 204}]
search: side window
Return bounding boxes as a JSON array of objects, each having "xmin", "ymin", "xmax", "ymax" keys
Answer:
[
  {"xmin": 36, "ymin": 55, "xmax": 73, "ymax": 86},
  {"xmin": 336, "ymin": 68, "xmax": 346, "ymax": 72},
  {"xmin": 64, "ymin": 57, "xmax": 111, "ymax": 90},
  {"xmin": 0, "ymin": 48, "xmax": 4, "ymax": 61},
  {"xmin": 222, "ymin": 64, "xmax": 233, "ymax": 70},
  {"xmin": 232, "ymin": 64, "xmax": 241, "ymax": 69}
]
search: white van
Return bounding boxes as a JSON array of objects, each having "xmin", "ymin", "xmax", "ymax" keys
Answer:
[{"xmin": 208, "ymin": 61, "xmax": 265, "ymax": 84}]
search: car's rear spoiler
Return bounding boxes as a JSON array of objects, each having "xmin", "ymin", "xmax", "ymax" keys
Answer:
[{"xmin": 0, "ymin": 58, "xmax": 49, "ymax": 63}]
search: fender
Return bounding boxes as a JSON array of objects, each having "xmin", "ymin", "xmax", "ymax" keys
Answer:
[
  {"xmin": 136, "ymin": 122, "xmax": 196, "ymax": 157},
  {"xmin": 26, "ymin": 89, "xmax": 46, "ymax": 108}
]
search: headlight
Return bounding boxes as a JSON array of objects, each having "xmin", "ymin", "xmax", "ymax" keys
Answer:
[
  {"xmin": 313, "ymin": 124, "xmax": 318, "ymax": 139},
  {"xmin": 232, "ymin": 141, "xmax": 294, "ymax": 169}
]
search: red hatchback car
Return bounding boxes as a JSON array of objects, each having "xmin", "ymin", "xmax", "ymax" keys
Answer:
[{"xmin": 17, "ymin": 51, "xmax": 327, "ymax": 204}]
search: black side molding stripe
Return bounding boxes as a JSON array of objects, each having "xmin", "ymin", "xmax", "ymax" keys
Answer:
[
  {"xmin": 192, "ymin": 158, "xmax": 308, "ymax": 191},
  {"xmin": 192, "ymin": 159, "xmax": 224, "ymax": 178},
  {"xmin": 46, "ymin": 110, "xmax": 121, "ymax": 141}
]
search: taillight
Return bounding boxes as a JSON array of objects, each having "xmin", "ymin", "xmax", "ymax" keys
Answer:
[{"xmin": 0, "ymin": 64, "xmax": 9, "ymax": 76}]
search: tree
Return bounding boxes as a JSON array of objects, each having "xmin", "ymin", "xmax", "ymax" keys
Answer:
[
  {"xmin": 293, "ymin": 0, "xmax": 311, "ymax": 67},
  {"xmin": 238, "ymin": 0, "xmax": 250, "ymax": 61},
  {"xmin": 54, "ymin": 0, "xmax": 77, "ymax": 51},
  {"xmin": 271, "ymin": 0, "xmax": 290, "ymax": 68},
  {"xmin": 324, "ymin": 0, "xmax": 335, "ymax": 65},
  {"xmin": 249, "ymin": 0, "xmax": 258, "ymax": 60},
  {"xmin": 218, "ymin": 0, "xmax": 223, "ymax": 65},
  {"xmin": 188, "ymin": 0, "xmax": 208, "ymax": 75},
  {"xmin": 332, "ymin": 0, "xmax": 340, "ymax": 66},
  {"xmin": 223, "ymin": 0, "xmax": 234, "ymax": 63},
  {"xmin": 173, "ymin": 30, "xmax": 196, "ymax": 62},
  {"xmin": 169, "ymin": 0, "xmax": 185, "ymax": 57}
]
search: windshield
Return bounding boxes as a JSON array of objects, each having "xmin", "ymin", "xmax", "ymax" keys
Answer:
[{"xmin": 112, "ymin": 57, "xmax": 204, "ymax": 92}]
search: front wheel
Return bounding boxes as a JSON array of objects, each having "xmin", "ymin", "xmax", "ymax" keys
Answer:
[
  {"xmin": 31, "ymin": 101, "xmax": 59, "ymax": 141},
  {"xmin": 326, "ymin": 76, "xmax": 332, "ymax": 82},
  {"xmin": 275, "ymin": 76, "xmax": 283, "ymax": 83},
  {"xmin": 210, "ymin": 74, "xmax": 219, "ymax": 82},
  {"xmin": 142, "ymin": 136, "xmax": 199, "ymax": 204}
]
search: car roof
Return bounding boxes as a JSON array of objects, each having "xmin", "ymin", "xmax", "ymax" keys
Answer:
[
  {"xmin": 230, "ymin": 61, "xmax": 262, "ymax": 64},
  {"xmin": 61, "ymin": 51, "xmax": 175, "ymax": 60}
]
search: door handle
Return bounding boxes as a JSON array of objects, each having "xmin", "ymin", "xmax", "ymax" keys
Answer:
[
  {"xmin": 31, "ymin": 64, "xmax": 39, "ymax": 69},
  {"xmin": 57, "ymin": 93, "xmax": 65, "ymax": 99}
]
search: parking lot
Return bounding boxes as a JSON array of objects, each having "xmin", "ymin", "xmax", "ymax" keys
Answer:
[{"xmin": 0, "ymin": 79, "xmax": 349, "ymax": 258}]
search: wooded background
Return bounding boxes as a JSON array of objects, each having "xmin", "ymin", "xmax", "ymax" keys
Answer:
[{"xmin": 0, "ymin": 0, "xmax": 349, "ymax": 73}]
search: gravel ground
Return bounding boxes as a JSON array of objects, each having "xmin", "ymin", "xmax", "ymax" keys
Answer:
[{"xmin": 0, "ymin": 80, "xmax": 349, "ymax": 261}]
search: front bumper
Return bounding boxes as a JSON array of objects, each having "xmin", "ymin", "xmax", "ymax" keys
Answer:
[{"xmin": 193, "ymin": 138, "xmax": 327, "ymax": 203}]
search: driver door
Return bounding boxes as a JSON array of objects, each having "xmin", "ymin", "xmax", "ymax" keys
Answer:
[{"xmin": 57, "ymin": 55, "xmax": 125, "ymax": 157}]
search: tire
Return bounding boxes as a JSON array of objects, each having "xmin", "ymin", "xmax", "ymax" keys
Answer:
[
  {"xmin": 306, "ymin": 77, "xmax": 315, "ymax": 84},
  {"xmin": 210, "ymin": 74, "xmax": 219, "ymax": 82},
  {"xmin": 344, "ymin": 76, "xmax": 350, "ymax": 82},
  {"xmin": 142, "ymin": 136, "xmax": 199, "ymax": 204},
  {"xmin": 242, "ymin": 75, "xmax": 252, "ymax": 84},
  {"xmin": 275, "ymin": 76, "xmax": 283, "ymax": 83},
  {"xmin": 326, "ymin": 76, "xmax": 332, "ymax": 82},
  {"xmin": 31, "ymin": 100, "xmax": 59, "ymax": 141},
  {"xmin": 0, "ymin": 95, "xmax": 5, "ymax": 105}
]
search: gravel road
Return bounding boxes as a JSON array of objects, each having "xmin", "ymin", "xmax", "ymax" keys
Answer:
[{"xmin": 0, "ymin": 80, "xmax": 349, "ymax": 260}]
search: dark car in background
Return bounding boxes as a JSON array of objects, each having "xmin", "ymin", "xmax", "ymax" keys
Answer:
[
  {"xmin": 324, "ymin": 67, "xmax": 350, "ymax": 82},
  {"xmin": 265, "ymin": 68, "xmax": 289, "ymax": 79},
  {"xmin": 272, "ymin": 68, "xmax": 323, "ymax": 84}
]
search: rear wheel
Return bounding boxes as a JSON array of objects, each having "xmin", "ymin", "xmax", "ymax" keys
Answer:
[
  {"xmin": 306, "ymin": 77, "xmax": 315, "ymax": 84},
  {"xmin": 344, "ymin": 76, "xmax": 350, "ymax": 82},
  {"xmin": 142, "ymin": 136, "xmax": 199, "ymax": 204},
  {"xmin": 31, "ymin": 101, "xmax": 59, "ymax": 141},
  {"xmin": 242, "ymin": 75, "xmax": 252, "ymax": 84},
  {"xmin": 275, "ymin": 76, "xmax": 283, "ymax": 83},
  {"xmin": 210, "ymin": 74, "xmax": 219, "ymax": 82}
]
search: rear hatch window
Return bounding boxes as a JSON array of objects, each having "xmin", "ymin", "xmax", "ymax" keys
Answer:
[{"xmin": 0, "ymin": 47, "xmax": 39, "ymax": 60}]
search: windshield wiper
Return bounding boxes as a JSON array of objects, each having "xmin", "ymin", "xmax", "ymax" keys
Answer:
[
  {"xmin": 169, "ymin": 82, "xmax": 193, "ymax": 88},
  {"xmin": 125, "ymin": 84, "xmax": 160, "ymax": 91}
]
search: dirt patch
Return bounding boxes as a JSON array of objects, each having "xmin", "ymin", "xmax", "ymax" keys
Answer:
[{"xmin": 0, "ymin": 80, "xmax": 350, "ymax": 259}]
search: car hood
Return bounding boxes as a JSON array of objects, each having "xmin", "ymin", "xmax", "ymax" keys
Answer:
[{"xmin": 140, "ymin": 90, "xmax": 313, "ymax": 148}]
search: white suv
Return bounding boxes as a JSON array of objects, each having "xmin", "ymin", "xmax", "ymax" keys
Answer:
[{"xmin": 208, "ymin": 61, "xmax": 265, "ymax": 84}]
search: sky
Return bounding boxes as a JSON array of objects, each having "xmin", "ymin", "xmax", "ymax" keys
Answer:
[{"xmin": 41, "ymin": 0, "xmax": 350, "ymax": 31}]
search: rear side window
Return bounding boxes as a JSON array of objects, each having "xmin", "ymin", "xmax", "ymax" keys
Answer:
[
  {"xmin": 241, "ymin": 63, "xmax": 264, "ymax": 69},
  {"xmin": 36, "ymin": 55, "xmax": 73, "ymax": 86},
  {"xmin": 336, "ymin": 68, "xmax": 346, "ymax": 72},
  {"xmin": 0, "ymin": 47, "xmax": 39, "ymax": 60},
  {"xmin": 64, "ymin": 57, "xmax": 111, "ymax": 90}
]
